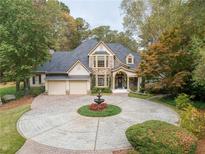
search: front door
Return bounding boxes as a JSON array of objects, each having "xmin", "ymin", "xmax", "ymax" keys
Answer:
[
  {"xmin": 115, "ymin": 72, "xmax": 127, "ymax": 89},
  {"xmin": 117, "ymin": 76, "xmax": 123, "ymax": 88}
]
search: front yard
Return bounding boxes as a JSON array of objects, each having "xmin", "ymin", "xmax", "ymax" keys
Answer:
[
  {"xmin": 0, "ymin": 101, "xmax": 31, "ymax": 154},
  {"xmin": 0, "ymin": 83, "xmax": 38, "ymax": 154},
  {"xmin": 129, "ymin": 92, "xmax": 205, "ymax": 154},
  {"xmin": 129, "ymin": 92, "xmax": 205, "ymax": 110}
]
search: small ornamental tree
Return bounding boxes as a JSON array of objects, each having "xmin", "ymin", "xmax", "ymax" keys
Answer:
[
  {"xmin": 137, "ymin": 28, "xmax": 193, "ymax": 94},
  {"xmin": 175, "ymin": 93, "xmax": 192, "ymax": 110}
]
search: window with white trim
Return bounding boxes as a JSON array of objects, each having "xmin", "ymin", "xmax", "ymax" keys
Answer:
[
  {"xmin": 126, "ymin": 54, "xmax": 134, "ymax": 64},
  {"xmin": 98, "ymin": 56, "xmax": 105, "ymax": 67},
  {"xmin": 97, "ymin": 75, "xmax": 105, "ymax": 86},
  {"xmin": 32, "ymin": 76, "xmax": 35, "ymax": 84},
  {"xmin": 93, "ymin": 55, "xmax": 109, "ymax": 68}
]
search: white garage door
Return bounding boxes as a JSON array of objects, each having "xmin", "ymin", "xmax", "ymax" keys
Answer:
[
  {"xmin": 48, "ymin": 81, "xmax": 66, "ymax": 95},
  {"xmin": 70, "ymin": 81, "xmax": 87, "ymax": 94}
]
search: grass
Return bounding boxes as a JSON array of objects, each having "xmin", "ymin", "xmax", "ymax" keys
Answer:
[
  {"xmin": 0, "ymin": 86, "xmax": 16, "ymax": 97},
  {"xmin": 0, "ymin": 82, "xmax": 16, "ymax": 89},
  {"xmin": 0, "ymin": 104, "xmax": 30, "ymax": 154},
  {"xmin": 128, "ymin": 92, "xmax": 154, "ymax": 99},
  {"xmin": 78, "ymin": 104, "xmax": 121, "ymax": 117},
  {"xmin": 149, "ymin": 96, "xmax": 205, "ymax": 110},
  {"xmin": 0, "ymin": 86, "xmax": 44, "ymax": 100},
  {"xmin": 128, "ymin": 92, "xmax": 205, "ymax": 110}
]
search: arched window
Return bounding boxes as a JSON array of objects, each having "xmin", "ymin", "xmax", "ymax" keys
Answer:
[{"xmin": 126, "ymin": 54, "xmax": 134, "ymax": 64}]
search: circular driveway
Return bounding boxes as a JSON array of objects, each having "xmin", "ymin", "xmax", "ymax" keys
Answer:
[{"xmin": 17, "ymin": 95, "xmax": 179, "ymax": 151}]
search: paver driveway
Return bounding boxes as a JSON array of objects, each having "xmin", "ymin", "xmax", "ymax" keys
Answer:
[{"xmin": 17, "ymin": 95, "xmax": 179, "ymax": 151}]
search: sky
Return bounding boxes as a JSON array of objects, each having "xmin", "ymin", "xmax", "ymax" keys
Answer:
[{"xmin": 60, "ymin": 0, "xmax": 124, "ymax": 32}]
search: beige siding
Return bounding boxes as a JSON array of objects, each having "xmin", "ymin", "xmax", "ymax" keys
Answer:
[
  {"xmin": 30, "ymin": 74, "xmax": 45, "ymax": 87},
  {"xmin": 68, "ymin": 63, "xmax": 89, "ymax": 76}
]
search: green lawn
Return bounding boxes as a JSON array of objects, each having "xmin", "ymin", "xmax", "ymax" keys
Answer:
[
  {"xmin": 128, "ymin": 92, "xmax": 154, "ymax": 99},
  {"xmin": 149, "ymin": 97, "xmax": 205, "ymax": 110},
  {"xmin": 0, "ymin": 104, "xmax": 30, "ymax": 154},
  {"xmin": 0, "ymin": 86, "xmax": 44, "ymax": 100},
  {"xmin": 78, "ymin": 104, "xmax": 121, "ymax": 117},
  {"xmin": 129, "ymin": 93, "xmax": 205, "ymax": 110},
  {"xmin": 0, "ymin": 86, "xmax": 16, "ymax": 97}
]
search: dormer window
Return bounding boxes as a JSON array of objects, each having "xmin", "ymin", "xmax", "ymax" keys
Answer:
[{"xmin": 126, "ymin": 54, "xmax": 134, "ymax": 64}]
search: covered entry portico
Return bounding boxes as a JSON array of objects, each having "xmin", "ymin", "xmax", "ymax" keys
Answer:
[{"xmin": 112, "ymin": 66, "xmax": 141, "ymax": 93}]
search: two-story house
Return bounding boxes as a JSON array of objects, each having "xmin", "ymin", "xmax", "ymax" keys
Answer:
[{"xmin": 30, "ymin": 39, "xmax": 141, "ymax": 95}]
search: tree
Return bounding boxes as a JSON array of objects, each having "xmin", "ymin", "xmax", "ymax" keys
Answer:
[
  {"xmin": 192, "ymin": 38, "xmax": 205, "ymax": 86},
  {"xmin": 69, "ymin": 17, "xmax": 90, "ymax": 49},
  {"xmin": 121, "ymin": 0, "xmax": 187, "ymax": 46},
  {"xmin": 0, "ymin": 0, "xmax": 61, "ymax": 93},
  {"xmin": 89, "ymin": 26, "xmax": 138, "ymax": 51},
  {"xmin": 122, "ymin": 0, "xmax": 205, "ymax": 98},
  {"xmin": 137, "ymin": 28, "xmax": 193, "ymax": 94}
]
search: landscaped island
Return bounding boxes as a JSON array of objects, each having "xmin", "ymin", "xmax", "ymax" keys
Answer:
[{"xmin": 78, "ymin": 92, "xmax": 121, "ymax": 117}]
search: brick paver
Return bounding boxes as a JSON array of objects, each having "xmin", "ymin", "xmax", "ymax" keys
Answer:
[{"xmin": 17, "ymin": 95, "xmax": 179, "ymax": 153}]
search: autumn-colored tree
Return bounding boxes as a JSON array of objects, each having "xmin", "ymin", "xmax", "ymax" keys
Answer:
[{"xmin": 137, "ymin": 28, "xmax": 193, "ymax": 94}]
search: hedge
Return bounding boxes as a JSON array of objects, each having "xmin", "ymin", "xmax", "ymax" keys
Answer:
[
  {"xmin": 126, "ymin": 120, "xmax": 197, "ymax": 154},
  {"xmin": 91, "ymin": 87, "xmax": 112, "ymax": 94}
]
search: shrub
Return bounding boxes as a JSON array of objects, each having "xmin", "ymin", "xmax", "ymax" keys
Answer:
[
  {"xmin": 91, "ymin": 87, "xmax": 112, "ymax": 94},
  {"xmin": 176, "ymin": 93, "xmax": 192, "ymax": 110},
  {"xmin": 78, "ymin": 104, "xmax": 121, "ymax": 117},
  {"xmin": 89, "ymin": 103, "xmax": 107, "ymax": 111},
  {"xmin": 126, "ymin": 120, "xmax": 197, "ymax": 154},
  {"xmin": 180, "ymin": 105, "xmax": 205, "ymax": 138},
  {"xmin": 29, "ymin": 87, "xmax": 45, "ymax": 96}
]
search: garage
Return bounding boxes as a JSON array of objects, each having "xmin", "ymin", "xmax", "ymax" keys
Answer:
[
  {"xmin": 48, "ymin": 81, "xmax": 66, "ymax": 95},
  {"xmin": 69, "ymin": 81, "xmax": 87, "ymax": 94}
]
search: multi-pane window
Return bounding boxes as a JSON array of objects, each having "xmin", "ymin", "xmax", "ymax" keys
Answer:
[
  {"xmin": 106, "ymin": 56, "xmax": 109, "ymax": 67},
  {"xmin": 98, "ymin": 75, "xmax": 105, "ymax": 86},
  {"xmin": 97, "ymin": 56, "xmax": 105, "ymax": 67},
  {"xmin": 92, "ymin": 56, "xmax": 109, "ymax": 68},
  {"xmin": 127, "ymin": 56, "xmax": 133, "ymax": 64},
  {"xmin": 94, "ymin": 56, "xmax": 96, "ymax": 67},
  {"xmin": 32, "ymin": 76, "xmax": 35, "ymax": 84},
  {"xmin": 39, "ymin": 75, "xmax": 41, "ymax": 84}
]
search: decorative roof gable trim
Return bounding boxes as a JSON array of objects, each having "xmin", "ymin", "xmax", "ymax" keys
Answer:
[
  {"xmin": 67, "ymin": 60, "xmax": 91, "ymax": 74},
  {"xmin": 88, "ymin": 41, "xmax": 115, "ymax": 56},
  {"xmin": 112, "ymin": 65, "xmax": 136, "ymax": 73}
]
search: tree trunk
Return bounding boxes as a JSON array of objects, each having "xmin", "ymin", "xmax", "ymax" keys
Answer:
[
  {"xmin": 27, "ymin": 78, "xmax": 30, "ymax": 90},
  {"xmin": 16, "ymin": 80, "xmax": 20, "ymax": 92},
  {"xmin": 24, "ymin": 79, "xmax": 29, "ymax": 95}
]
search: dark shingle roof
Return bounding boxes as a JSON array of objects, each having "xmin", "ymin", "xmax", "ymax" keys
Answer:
[
  {"xmin": 107, "ymin": 43, "xmax": 140, "ymax": 69},
  {"xmin": 36, "ymin": 39, "xmax": 140, "ymax": 73}
]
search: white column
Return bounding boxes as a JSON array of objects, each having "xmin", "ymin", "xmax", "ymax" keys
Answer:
[
  {"xmin": 112, "ymin": 73, "xmax": 115, "ymax": 89},
  {"xmin": 127, "ymin": 76, "xmax": 129, "ymax": 89},
  {"xmin": 137, "ymin": 77, "xmax": 142, "ymax": 92},
  {"xmin": 45, "ymin": 80, "xmax": 48, "ymax": 93}
]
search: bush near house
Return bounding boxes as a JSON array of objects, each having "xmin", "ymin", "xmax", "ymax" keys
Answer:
[
  {"xmin": 91, "ymin": 87, "xmax": 112, "ymax": 94},
  {"xmin": 176, "ymin": 93, "xmax": 192, "ymax": 110},
  {"xmin": 180, "ymin": 105, "xmax": 205, "ymax": 138},
  {"xmin": 126, "ymin": 120, "xmax": 197, "ymax": 154},
  {"xmin": 0, "ymin": 86, "xmax": 44, "ymax": 103},
  {"xmin": 29, "ymin": 86, "xmax": 45, "ymax": 97}
]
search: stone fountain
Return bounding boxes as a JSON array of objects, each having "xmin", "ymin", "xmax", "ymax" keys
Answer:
[{"xmin": 94, "ymin": 90, "xmax": 105, "ymax": 104}]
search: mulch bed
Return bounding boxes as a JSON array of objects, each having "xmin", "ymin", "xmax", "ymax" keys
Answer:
[
  {"xmin": 196, "ymin": 139, "xmax": 205, "ymax": 154},
  {"xmin": 0, "ymin": 96, "xmax": 33, "ymax": 111}
]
